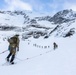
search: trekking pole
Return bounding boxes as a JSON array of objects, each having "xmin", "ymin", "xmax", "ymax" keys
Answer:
[
  {"xmin": 0, "ymin": 50, "xmax": 8, "ymax": 54},
  {"xmin": 16, "ymin": 57, "xmax": 23, "ymax": 61}
]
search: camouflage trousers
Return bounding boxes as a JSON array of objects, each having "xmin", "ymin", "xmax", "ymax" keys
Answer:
[{"xmin": 9, "ymin": 45, "xmax": 16, "ymax": 55}]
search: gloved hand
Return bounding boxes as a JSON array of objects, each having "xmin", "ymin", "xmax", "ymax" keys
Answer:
[{"xmin": 17, "ymin": 47, "xmax": 19, "ymax": 51}]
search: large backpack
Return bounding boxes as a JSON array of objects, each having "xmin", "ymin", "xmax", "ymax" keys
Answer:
[{"xmin": 8, "ymin": 37, "xmax": 17, "ymax": 44}]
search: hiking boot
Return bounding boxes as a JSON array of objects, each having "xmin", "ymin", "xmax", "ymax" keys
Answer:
[
  {"xmin": 10, "ymin": 61, "xmax": 14, "ymax": 64},
  {"xmin": 6, "ymin": 58, "xmax": 9, "ymax": 62}
]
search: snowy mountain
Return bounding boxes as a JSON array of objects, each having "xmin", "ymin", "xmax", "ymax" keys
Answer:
[
  {"xmin": 45, "ymin": 9, "xmax": 76, "ymax": 38},
  {"xmin": 49, "ymin": 9, "xmax": 76, "ymax": 24},
  {"xmin": 0, "ymin": 9, "xmax": 76, "ymax": 39},
  {"xmin": 0, "ymin": 9, "xmax": 76, "ymax": 75}
]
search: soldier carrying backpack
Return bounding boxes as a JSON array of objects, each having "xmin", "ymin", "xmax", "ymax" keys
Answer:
[
  {"xmin": 6, "ymin": 34, "xmax": 20, "ymax": 64},
  {"xmin": 53, "ymin": 42, "xmax": 58, "ymax": 50}
]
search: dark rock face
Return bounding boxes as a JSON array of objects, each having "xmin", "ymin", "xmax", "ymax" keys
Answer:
[
  {"xmin": 35, "ymin": 16, "xmax": 51, "ymax": 21},
  {"xmin": 0, "ymin": 26, "xmax": 17, "ymax": 31},
  {"xmin": 22, "ymin": 30, "xmax": 47, "ymax": 39},
  {"xmin": 49, "ymin": 9, "xmax": 76, "ymax": 24},
  {"xmin": 64, "ymin": 28, "xmax": 75, "ymax": 37}
]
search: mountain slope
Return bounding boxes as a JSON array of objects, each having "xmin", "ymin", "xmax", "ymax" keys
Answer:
[
  {"xmin": 0, "ymin": 9, "xmax": 76, "ymax": 39},
  {"xmin": 0, "ymin": 32, "xmax": 76, "ymax": 75},
  {"xmin": 0, "ymin": 9, "xmax": 76, "ymax": 75}
]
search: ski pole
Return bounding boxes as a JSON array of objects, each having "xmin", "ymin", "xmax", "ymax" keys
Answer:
[
  {"xmin": 16, "ymin": 57, "xmax": 23, "ymax": 61},
  {"xmin": 0, "ymin": 50, "xmax": 8, "ymax": 54}
]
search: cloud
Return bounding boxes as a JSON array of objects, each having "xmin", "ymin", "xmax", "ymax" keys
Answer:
[
  {"xmin": 1, "ymin": 0, "xmax": 76, "ymax": 14},
  {"xmin": 25, "ymin": 0, "xmax": 44, "ymax": 12},
  {"xmin": 4, "ymin": 0, "xmax": 32, "ymax": 11},
  {"xmin": 47, "ymin": 0, "xmax": 76, "ymax": 15},
  {"xmin": 63, "ymin": 2, "xmax": 76, "ymax": 11}
]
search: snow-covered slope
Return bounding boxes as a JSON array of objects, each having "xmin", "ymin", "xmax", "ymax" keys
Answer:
[
  {"xmin": 0, "ymin": 31, "xmax": 76, "ymax": 75},
  {"xmin": 0, "ymin": 11, "xmax": 27, "ymax": 27},
  {"xmin": 44, "ymin": 9, "xmax": 76, "ymax": 38},
  {"xmin": 0, "ymin": 9, "xmax": 76, "ymax": 75}
]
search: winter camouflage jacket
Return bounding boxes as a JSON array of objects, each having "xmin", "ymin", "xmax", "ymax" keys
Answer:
[{"xmin": 8, "ymin": 35, "xmax": 19, "ymax": 48}]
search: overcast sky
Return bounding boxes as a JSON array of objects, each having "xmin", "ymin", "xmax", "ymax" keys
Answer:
[{"xmin": 0, "ymin": 0, "xmax": 76, "ymax": 14}]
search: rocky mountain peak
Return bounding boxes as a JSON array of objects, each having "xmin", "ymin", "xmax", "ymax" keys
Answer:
[
  {"xmin": 49, "ymin": 9, "xmax": 76, "ymax": 24},
  {"xmin": 53, "ymin": 9, "xmax": 76, "ymax": 18}
]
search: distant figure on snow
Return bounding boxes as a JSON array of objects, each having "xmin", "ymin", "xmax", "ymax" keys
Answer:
[
  {"xmin": 6, "ymin": 34, "xmax": 20, "ymax": 64},
  {"xmin": 53, "ymin": 42, "xmax": 58, "ymax": 50}
]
